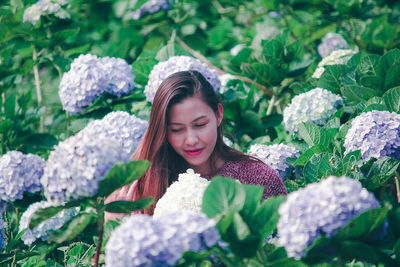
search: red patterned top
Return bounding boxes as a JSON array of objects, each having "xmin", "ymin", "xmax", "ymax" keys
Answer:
[{"xmin": 202, "ymin": 159, "xmax": 287, "ymax": 199}]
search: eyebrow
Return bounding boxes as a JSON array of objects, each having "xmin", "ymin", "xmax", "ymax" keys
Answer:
[{"xmin": 169, "ymin": 115, "xmax": 207, "ymax": 125}]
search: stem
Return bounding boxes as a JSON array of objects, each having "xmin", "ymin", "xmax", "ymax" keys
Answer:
[
  {"xmin": 266, "ymin": 95, "xmax": 275, "ymax": 115},
  {"xmin": 175, "ymin": 36, "xmax": 273, "ymax": 97},
  {"xmin": 395, "ymin": 173, "xmax": 400, "ymax": 203},
  {"xmin": 94, "ymin": 204, "xmax": 105, "ymax": 267},
  {"xmin": 32, "ymin": 45, "xmax": 44, "ymax": 133}
]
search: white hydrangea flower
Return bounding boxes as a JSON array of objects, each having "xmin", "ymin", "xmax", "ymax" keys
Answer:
[
  {"xmin": 41, "ymin": 129, "xmax": 125, "ymax": 204},
  {"xmin": 247, "ymin": 144, "xmax": 299, "ymax": 180},
  {"xmin": 218, "ymin": 73, "xmax": 236, "ymax": 94},
  {"xmin": 23, "ymin": 0, "xmax": 70, "ymax": 25},
  {"xmin": 82, "ymin": 111, "xmax": 148, "ymax": 160},
  {"xmin": 312, "ymin": 49, "xmax": 357, "ymax": 78},
  {"xmin": 283, "ymin": 88, "xmax": 343, "ymax": 133},
  {"xmin": 18, "ymin": 201, "xmax": 79, "ymax": 246},
  {"xmin": 153, "ymin": 169, "xmax": 210, "ymax": 218},
  {"xmin": 144, "ymin": 56, "xmax": 221, "ymax": 102}
]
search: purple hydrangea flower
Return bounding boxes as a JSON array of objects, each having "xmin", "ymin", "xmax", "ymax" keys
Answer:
[
  {"xmin": 18, "ymin": 201, "xmax": 79, "ymax": 245},
  {"xmin": 23, "ymin": 0, "xmax": 70, "ymax": 25},
  {"xmin": 82, "ymin": 111, "xmax": 148, "ymax": 160},
  {"xmin": 40, "ymin": 129, "xmax": 125, "ymax": 204},
  {"xmin": 99, "ymin": 57, "xmax": 135, "ymax": 97},
  {"xmin": 344, "ymin": 110, "xmax": 400, "ymax": 161},
  {"xmin": 59, "ymin": 54, "xmax": 135, "ymax": 114},
  {"xmin": 318, "ymin": 33, "xmax": 349, "ymax": 58},
  {"xmin": 144, "ymin": 56, "xmax": 221, "ymax": 103},
  {"xmin": 283, "ymin": 88, "xmax": 343, "ymax": 133},
  {"xmin": 105, "ymin": 211, "xmax": 219, "ymax": 267},
  {"xmin": 0, "ymin": 151, "xmax": 44, "ymax": 202},
  {"xmin": 247, "ymin": 144, "xmax": 299, "ymax": 180},
  {"xmin": 277, "ymin": 176, "xmax": 380, "ymax": 260},
  {"xmin": 131, "ymin": 0, "xmax": 173, "ymax": 20}
]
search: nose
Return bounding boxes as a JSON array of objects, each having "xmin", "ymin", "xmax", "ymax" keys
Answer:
[{"xmin": 185, "ymin": 129, "xmax": 199, "ymax": 146}]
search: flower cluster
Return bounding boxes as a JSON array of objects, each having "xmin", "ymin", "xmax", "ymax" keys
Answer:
[
  {"xmin": 18, "ymin": 201, "xmax": 79, "ymax": 246},
  {"xmin": 318, "ymin": 33, "xmax": 349, "ymax": 58},
  {"xmin": 247, "ymin": 144, "xmax": 299, "ymax": 180},
  {"xmin": 153, "ymin": 169, "xmax": 210, "ymax": 218},
  {"xmin": 144, "ymin": 56, "xmax": 221, "ymax": 102},
  {"xmin": 282, "ymin": 88, "xmax": 343, "ymax": 133},
  {"xmin": 23, "ymin": 0, "xmax": 70, "ymax": 25},
  {"xmin": 59, "ymin": 54, "xmax": 135, "ymax": 114},
  {"xmin": 277, "ymin": 176, "xmax": 380, "ymax": 260},
  {"xmin": 344, "ymin": 110, "xmax": 400, "ymax": 161},
  {"xmin": 131, "ymin": 0, "xmax": 173, "ymax": 20},
  {"xmin": 105, "ymin": 211, "xmax": 219, "ymax": 267},
  {"xmin": 41, "ymin": 130, "xmax": 125, "ymax": 204},
  {"xmin": 0, "ymin": 151, "xmax": 44, "ymax": 202},
  {"xmin": 82, "ymin": 111, "xmax": 148, "ymax": 161},
  {"xmin": 0, "ymin": 211, "xmax": 6, "ymax": 250},
  {"xmin": 312, "ymin": 49, "xmax": 357, "ymax": 78}
]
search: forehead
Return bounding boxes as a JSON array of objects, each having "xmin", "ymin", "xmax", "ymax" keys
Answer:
[{"xmin": 168, "ymin": 96, "xmax": 215, "ymax": 123}]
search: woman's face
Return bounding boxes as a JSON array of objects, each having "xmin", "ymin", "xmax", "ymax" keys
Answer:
[{"xmin": 167, "ymin": 96, "xmax": 223, "ymax": 174}]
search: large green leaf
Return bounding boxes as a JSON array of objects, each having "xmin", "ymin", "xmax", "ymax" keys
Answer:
[
  {"xmin": 297, "ymin": 122, "xmax": 334, "ymax": 148},
  {"xmin": 202, "ymin": 176, "xmax": 246, "ymax": 218},
  {"xmin": 239, "ymin": 184, "xmax": 264, "ymax": 221},
  {"xmin": 340, "ymin": 85, "xmax": 380, "ymax": 104},
  {"xmin": 385, "ymin": 63, "xmax": 400, "ymax": 90},
  {"xmin": 104, "ymin": 197, "xmax": 154, "ymax": 213},
  {"xmin": 303, "ymin": 153, "xmax": 341, "ymax": 182},
  {"xmin": 317, "ymin": 65, "xmax": 349, "ymax": 94},
  {"xmin": 49, "ymin": 212, "xmax": 97, "ymax": 243},
  {"xmin": 97, "ymin": 160, "xmax": 151, "ymax": 197},
  {"xmin": 294, "ymin": 145, "xmax": 330, "ymax": 166},
  {"xmin": 251, "ymin": 196, "xmax": 286, "ymax": 237},
  {"xmin": 382, "ymin": 86, "xmax": 400, "ymax": 113},
  {"xmin": 155, "ymin": 43, "xmax": 190, "ymax": 62},
  {"xmin": 335, "ymin": 208, "xmax": 388, "ymax": 240},
  {"xmin": 231, "ymin": 212, "xmax": 251, "ymax": 240}
]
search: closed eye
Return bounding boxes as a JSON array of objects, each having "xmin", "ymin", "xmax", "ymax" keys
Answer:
[
  {"xmin": 170, "ymin": 128, "xmax": 183, "ymax": 133},
  {"xmin": 195, "ymin": 123, "xmax": 206, "ymax": 127}
]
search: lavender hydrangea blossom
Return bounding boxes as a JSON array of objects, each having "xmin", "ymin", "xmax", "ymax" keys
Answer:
[
  {"xmin": 0, "ymin": 212, "xmax": 6, "ymax": 250},
  {"xmin": 23, "ymin": 0, "xmax": 70, "ymax": 25},
  {"xmin": 144, "ymin": 56, "xmax": 221, "ymax": 103},
  {"xmin": 18, "ymin": 201, "xmax": 79, "ymax": 246},
  {"xmin": 82, "ymin": 111, "xmax": 148, "ymax": 161},
  {"xmin": 318, "ymin": 33, "xmax": 349, "ymax": 58},
  {"xmin": 277, "ymin": 176, "xmax": 380, "ymax": 260},
  {"xmin": 282, "ymin": 88, "xmax": 343, "ymax": 133},
  {"xmin": 312, "ymin": 49, "xmax": 357, "ymax": 78},
  {"xmin": 344, "ymin": 110, "xmax": 400, "ymax": 161},
  {"xmin": 131, "ymin": 0, "xmax": 174, "ymax": 20},
  {"xmin": 59, "ymin": 54, "xmax": 135, "ymax": 114},
  {"xmin": 0, "ymin": 151, "xmax": 44, "ymax": 202},
  {"xmin": 105, "ymin": 211, "xmax": 219, "ymax": 267},
  {"xmin": 40, "ymin": 129, "xmax": 125, "ymax": 204},
  {"xmin": 247, "ymin": 144, "xmax": 299, "ymax": 180}
]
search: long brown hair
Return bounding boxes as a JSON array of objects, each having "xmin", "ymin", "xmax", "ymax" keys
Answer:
[{"xmin": 132, "ymin": 70, "xmax": 251, "ymax": 214}]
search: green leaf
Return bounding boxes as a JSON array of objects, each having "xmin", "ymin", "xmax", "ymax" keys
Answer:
[
  {"xmin": 207, "ymin": 19, "xmax": 233, "ymax": 49},
  {"xmin": 0, "ymin": 252, "xmax": 40, "ymax": 265},
  {"xmin": 377, "ymin": 49, "xmax": 400, "ymax": 82},
  {"xmin": 303, "ymin": 153, "xmax": 340, "ymax": 182},
  {"xmin": 131, "ymin": 51, "xmax": 158, "ymax": 85},
  {"xmin": 155, "ymin": 43, "xmax": 190, "ymax": 61},
  {"xmin": 202, "ymin": 176, "xmax": 246, "ymax": 218},
  {"xmin": 104, "ymin": 197, "xmax": 154, "ymax": 213},
  {"xmin": 340, "ymin": 85, "xmax": 380, "ymax": 104},
  {"xmin": 251, "ymin": 196, "xmax": 286, "ymax": 237},
  {"xmin": 294, "ymin": 145, "xmax": 330, "ymax": 166},
  {"xmin": 240, "ymin": 184, "xmax": 264, "ymax": 221},
  {"xmin": 49, "ymin": 212, "xmax": 96, "ymax": 243},
  {"xmin": 250, "ymin": 62, "xmax": 285, "ymax": 86},
  {"xmin": 302, "ymin": 236, "xmax": 335, "ymax": 264},
  {"xmin": 382, "ymin": 86, "xmax": 400, "ymax": 113},
  {"xmin": 232, "ymin": 212, "xmax": 251, "ymax": 240},
  {"xmin": 365, "ymin": 157, "xmax": 400, "ymax": 190},
  {"xmin": 262, "ymin": 39, "xmax": 284, "ymax": 60},
  {"xmin": 362, "ymin": 103, "xmax": 388, "ymax": 112},
  {"xmin": 317, "ymin": 65, "xmax": 349, "ymax": 94},
  {"xmin": 297, "ymin": 122, "xmax": 333, "ymax": 148},
  {"xmin": 4, "ymin": 93, "xmax": 16, "ymax": 118},
  {"xmin": 97, "ymin": 160, "xmax": 151, "ymax": 197},
  {"xmin": 335, "ymin": 208, "xmax": 388, "ymax": 240}
]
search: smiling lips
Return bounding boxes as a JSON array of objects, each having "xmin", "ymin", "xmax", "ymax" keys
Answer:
[{"xmin": 185, "ymin": 148, "xmax": 203, "ymax": 156}]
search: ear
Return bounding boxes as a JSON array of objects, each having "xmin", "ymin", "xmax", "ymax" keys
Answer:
[{"xmin": 217, "ymin": 103, "xmax": 223, "ymax": 126}]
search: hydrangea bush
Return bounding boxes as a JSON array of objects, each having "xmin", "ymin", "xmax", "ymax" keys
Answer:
[
  {"xmin": 312, "ymin": 49, "xmax": 357, "ymax": 78},
  {"xmin": 282, "ymin": 88, "xmax": 343, "ymax": 133},
  {"xmin": 247, "ymin": 144, "xmax": 299, "ymax": 180},
  {"xmin": 277, "ymin": 176, "xmax": 380, "ymax": 260},
  {"xmin": 344, "ymin": 110, "xmax": 400, "ymax": 161},
  {"xmin": 153, "ymin": 169, "xmax": 210, "ymax": 218},
  {"xmin": 131, "ymin": 0, "xmax": 174, "ymax": 20},
  {"xmin": 59, "ymin": 54, "xmax": 135, "ymax": 113},
  {"xmin": 105, "ymin": 211, "xmax": 219, "ymax": 267},
  {"xmin": 0, "ymin": 151, "xmax": 45, "ymax": 202},
  {"xmin": 82, "ymin": 111, "xmax": 148, "ymax": 160},
  {"xmin": 318, "ymin": 33, "xmax": 349, "ymax": 58},
  {"xmin": 40, "ymin": 130, "xmax": 125, "ymax": 204},
  {"xmin": 144, "ymin": 56, "xmax": 221, "ymax": 102},
  {"xmin": 23, "ymin": 0, "xmax": 70, "ymax": 25},
  {"xmin": 18, "ymin": 201, "xmax": 79, "ymax": 246}
]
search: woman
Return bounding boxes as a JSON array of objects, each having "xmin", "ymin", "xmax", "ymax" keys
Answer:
[{"xmin": 105, "ymin": 70, "xmax": 287, "ymax": 220}]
